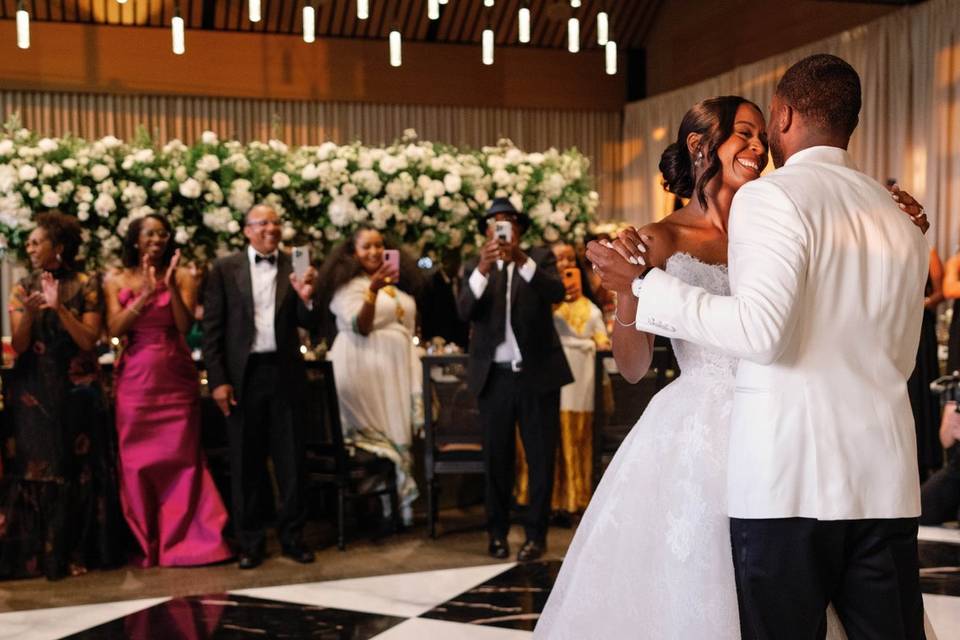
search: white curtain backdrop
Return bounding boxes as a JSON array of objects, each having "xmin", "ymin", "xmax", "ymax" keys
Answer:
[{"xmin": 620, "ymin": 0, "xmax": 960, "ymax": 256}]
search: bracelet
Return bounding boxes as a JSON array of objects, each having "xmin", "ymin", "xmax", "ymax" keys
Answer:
[
  {"xmin": 614, "ymin": 311, "xmax": 634, "ymax": 327},
  {"xmin": 363, "ymin": 289, "xmax": 377, "ymax": 305}
]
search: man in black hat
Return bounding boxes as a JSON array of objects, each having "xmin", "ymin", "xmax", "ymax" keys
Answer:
[{"xmin": 458, "ymin": 197, "xmax": 573, "ymax": 561}]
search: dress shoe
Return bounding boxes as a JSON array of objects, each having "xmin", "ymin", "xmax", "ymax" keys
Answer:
[
  {"xmin": 238, "ymin": 551, "xmax": 263, "ymax": 570},
  {"xmin": 488, "ymin": 537, "xmax": 510, "ymax": 559},
  {"xmin": 281, "ymin": 543, "xmax": 315, "ymax": 564},
  {"xmin": 517, "ymin": 539, "xmax": 545, "ymax": 562}
]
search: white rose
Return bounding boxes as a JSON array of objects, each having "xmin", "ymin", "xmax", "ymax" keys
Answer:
[
  {"xmin": 271, "ymin": 172, "xmax": 291, "ymax": 190},
  {"xmin": 306, "ymin": 191, "xmax": 322, "ymax": 208},
  {"xmin": 327, "ymin": 195, "xmax": 358, "ymax": 227},
  {"xmin": 473, "ymin": 188, "xmax": 489, "ymax": 205},
  {"xmin": 300, "ymin": 163, "xmax": 320, "ymax": 182},
  {"xmin": 196, "ymin": 154, "xmax": 221, "ymax": 173},
  {"xmin": 493, "ymin": 169, "xmax": 513, "ymax": 188},
  {"xmin": 406, "ymin": 206, "xmax": 423, "ymax": 223},
  {"xmin": 526, "ymin": 152, "xmax": 545, "ymax": 166},
  {"xmin": 543, "ymin": 226, "xmax": 560, "ymax": 242},
  {"xmin": 227, "ymin": 220, "xmax": 241, "ymax": 234},
  {"xmin": 443, "ymin": 172, "xmax": 462, "ymax": 194},
  {"xmin": 316, "ymin": 142, "xmax": 338, "ymax": 161},
  {"xmin": 0, "ymin": 140, "xmax": 13, "ymax": 157},
  {"xmin": 37, "ymin": 138, "xmax": 58, "ymax": 153},
  {"xmin": 174, "ymin": 165, "xmax": 188, "ymax": 182},
  {"xmin": 330, "ymin": 158, "xmax": 348, "ymax": 173},
  {"xmin": 94, "ymin": 193, "xmax": 116, "ymax": 217},
  {"xmin": 134, "ymin": 148, "xmax": 155, "ymax": 164},
  {"xmin": 17, "ymin": 165, "xmax": 37, "ymax": 181},
  {"xmin": 77, "ymin": 209, "xmax": 90, "ymax": 221},
  {"xmin": 28, "ymin": 186, "xmax": 39, "ymax": 199},
  {"xmin": 268, "ymin": 139, "xmax": 289, "ymax": 154},
  {"xmin": 99, "ymin": 135, "xmax": 122, "ymax": 149},
  {"xmin": 200, "ymin": 131, "xmax": 219, "ymax": 145},
  {"xmin": 178, "ymin": 178, "xmax": 202, "ymax": 199},
  {"xmin": 90, "ymin": 164, "xmax": 110, "ymax": 182},
  {"xmin": 152, "ymin": 180, "xmax": 169, "ymax": 194},
  {"xmin": 509, "ymin": 193, "xmax": 523, "ymax": 212},
  {"xmin": 61, "ymin": 158, "xmax": 77, "ymax": 170},
  {"xmin": 175, "ymin": 226, "xmax": 190, "ymax": 244},
  {"xmin": 438, "ymin": 196, "xmax": 453, "ymax": 211},
  {"xmin": 41, "ymin": 191, "xmax": 61, "ymax": 208},
  {"xmin": 56, "ymin": 180, "xmax": 74, "ymax": 196}
]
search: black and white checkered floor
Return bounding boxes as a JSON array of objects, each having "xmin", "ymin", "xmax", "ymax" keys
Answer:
[{"xmin": 3, "ymin": 526, "xmax": 960, "ymax": 639}]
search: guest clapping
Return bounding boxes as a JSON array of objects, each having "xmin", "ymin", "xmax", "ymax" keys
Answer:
[
  {"xmin": 104, "ymin": 214, "xmax": 232, "ymax": 567},
  {"xmin": 0, "ymin": 211, "xmax": 121, "ymax": 580},
  {"xmin": 319, "ymin": 226, "xmax": 422, "ymax": 525}
]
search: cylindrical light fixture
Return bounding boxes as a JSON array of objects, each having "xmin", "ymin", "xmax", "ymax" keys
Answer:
[
  {"xmin": 567, "ymin": 17, "xmax": 579, "ymax": 53},
  {"xmin": 172, "ymin": 8, "xmax": 185, "ymax": 55},
  {"xmin": 484, "ymin": 0, "xmax": 494, "ymax": 7},
  {"xmin": 605, "ymin": 40, "xmax": 617, "ymax": 75},
  {"xmin": 428, "ymin": 0, "xmax": 440, "ymax": 20},
  {"xmin": 597, "ymin": 11, "xmax": 609, "ymax": 45},
  {"xmin": 439, "ymin": 0, "xmax": 448, "ymax": 4},
  {"xmin": 518, "ymin": 6, "xmax": 531, "ymax": 44},
  {"xmin": 571, "ymin": 0, "xmax": 581, "ymax": 7},
  {"xmin": 117, "ymin": 0, "xmax": 128, "ymax": 3},
  {"xmin": 17, "ymin": 2, "xmax": 30, "ymax": 49},
  {"xmin": 249, "ymin": 0, "xmax": 261, "ymax": 23},
  {"xmin": 16, "ymin": 3, "xmax": 29, "ymax": 50},
  {"xmin": 389, "ymin": 30, "xmax": 402, "ymax": 67},
  {"xmin": 482, "ymin": 28, "xmax": 494, "ymax": 65},
  {"xmin": 357, "ymin": 0, "xmax": 369, "ymax": 19},
  {"xmin": 303, "ymin": 4, "xmax": 316, "ymax": 43}
]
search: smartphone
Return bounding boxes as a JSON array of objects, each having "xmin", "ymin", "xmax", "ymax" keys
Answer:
[
  {"xmin": 292, "ymin": 245, "xmax": 311, "ymax": 279},
  {"xmin": 383, "ymin": 249, "xmax": 400, "ymax": 279},
  {"xmin": 562, "ymin": 267, "xmax": 582, "ymax": 291},
  {"xmin": 495, "ymin": 220, "xmax": 513, "ymax": 244}
]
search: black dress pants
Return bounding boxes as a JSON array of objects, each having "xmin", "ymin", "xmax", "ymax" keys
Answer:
[
  {"xmin": 730, "ymin": 517, "xmax": 924, "ymax": 640},
  {"xmin": 478, "ymin": 366, "xmax": 560, "ymax": 542},
  {"xmin": 227, "ymin": 354, "xmax": 308, "ymax": 553}
]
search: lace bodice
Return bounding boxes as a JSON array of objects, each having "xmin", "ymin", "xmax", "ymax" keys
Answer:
[{"xmin": 664, "ymin": 252, "xmax": 737, "ymax": 380}]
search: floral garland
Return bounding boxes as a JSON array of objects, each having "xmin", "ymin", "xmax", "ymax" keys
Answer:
[{"xmin": 0, "ymin": 119, "xmax": 598, "ymax": 265}]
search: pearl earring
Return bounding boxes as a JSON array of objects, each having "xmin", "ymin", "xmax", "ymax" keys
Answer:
[{"xmin": 694, "ymin": 151, "xmax": 703, "ymax": 167}]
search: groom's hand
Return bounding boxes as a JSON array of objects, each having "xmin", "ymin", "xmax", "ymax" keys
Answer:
[{"xmin": 586, "ymin": 239, "xmax": 646, "ymax": 295}]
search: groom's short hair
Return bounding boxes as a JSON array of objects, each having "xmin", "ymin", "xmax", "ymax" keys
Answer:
[{"xmin": 775, "ymin": 54, "xmax": 861, "ymax": 139}]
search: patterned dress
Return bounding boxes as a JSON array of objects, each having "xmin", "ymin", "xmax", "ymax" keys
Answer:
[{"xmin": 0, "ymin": 270, "xmax": 123, "ymax": 580}]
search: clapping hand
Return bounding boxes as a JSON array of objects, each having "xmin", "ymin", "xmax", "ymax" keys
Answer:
[
  {"xmin": 290, "ymin": 266, "xmax": 318, "ymax": 303},
  {"xmin": 163, "ymin": 249, "xmax": 181, "ymax": 289},
  {"xmin": 23, "ymin": 291, "xmax": 46, "ymax": 315},
  {"xmin": 137, "ymin": 254, "xmax": 158, "ymax": 307},
  {"xmin": 40, "ymin": 271, "xmax": 60, "ymax": 311}
]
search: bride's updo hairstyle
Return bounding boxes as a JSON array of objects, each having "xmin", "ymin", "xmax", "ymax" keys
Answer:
[{"xmin": 659, "ymin": 95, "xmax": 762, "ymax": 209}]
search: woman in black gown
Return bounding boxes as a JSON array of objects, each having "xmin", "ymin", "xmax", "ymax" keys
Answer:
[
  {"xmin": 910, "ymin": 248, "xmax": 945, "ymax": 480},
  {"xmin": 0, "ymin": 211, "xmax": 123, "ymax": 580}
]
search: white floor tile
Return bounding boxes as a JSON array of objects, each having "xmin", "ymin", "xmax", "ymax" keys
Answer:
[
  {"xmin": 233, "ymin": 563, "xmax": 516, "ymax": 618},
  {"xmin": 372, "ymin": 617, "xmax": 532, "ymax": 639},
  {"xmin": 920, "ymin": 525, "xmax": 960, "ymax": 545},
  {"xmin": 0, "ymin": 597, "xmax": 169, "ymax": 640},
  {"xmin": 925, "ymin": 594, "xmax": 960, "ymax": 640}
]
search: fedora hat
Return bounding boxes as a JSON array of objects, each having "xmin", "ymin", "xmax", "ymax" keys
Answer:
[{"xmin": 477, "ymin": 197, "xmax": 531, "ymax": 234}]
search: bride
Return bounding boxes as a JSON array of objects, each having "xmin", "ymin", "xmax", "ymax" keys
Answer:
[{"xmin": 533, "ymin": 95, "xmax": 930, "ymax": 639}]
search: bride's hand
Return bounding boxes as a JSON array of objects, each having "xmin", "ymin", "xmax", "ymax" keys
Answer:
[
  {"xmin": 888, "ymin": 184, "xmax": 928, "ymax": 233},
  {"xmin": 611, "ymin": 227, "xmax": 651, "ymax": 267},
  {"xmin": 585, "ymin": 239, "xmax": 646, "ymax": 295}
]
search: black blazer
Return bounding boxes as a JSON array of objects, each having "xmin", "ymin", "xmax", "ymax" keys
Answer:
[
  {"xmin": 457, "ymin": 246, "xmax": 573, "ymax": 396},
  {"xmin": 202, "ymin": 250, "xmax": 320, "ymax": 400}
]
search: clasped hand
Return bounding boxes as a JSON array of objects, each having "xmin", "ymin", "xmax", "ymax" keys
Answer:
[{"xmin": 586, "ymin": 228, "xmax": 651, "ymax": 295}]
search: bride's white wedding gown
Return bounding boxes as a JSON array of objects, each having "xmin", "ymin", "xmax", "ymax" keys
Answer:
[{"xmin": 534, "ymin": 253, "xmax": 851, "ymax": 639}]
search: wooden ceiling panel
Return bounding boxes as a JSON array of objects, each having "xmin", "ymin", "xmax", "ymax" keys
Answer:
[{"xmin": 11, "ymin": 0, "xmax": 662, "ymax": 51}]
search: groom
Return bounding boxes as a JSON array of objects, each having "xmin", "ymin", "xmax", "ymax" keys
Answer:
[{"xmin": 596, "ymin": 55, "xmax": 928, "ymax": 639}]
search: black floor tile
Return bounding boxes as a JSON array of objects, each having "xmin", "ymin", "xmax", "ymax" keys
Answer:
[
  {"xmin": 420, "ymin": 560, "xmax": 561, "ymax": 631},
  {"xmin": 919, "ymin": 540, "xmax": 960, "ymax": 597},
  {"xmin": 62, "ymin": 594, "xmax": 406, "ymax": 640}
]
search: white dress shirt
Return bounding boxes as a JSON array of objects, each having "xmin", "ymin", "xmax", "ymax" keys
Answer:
[
  {"xmin": 469, "ymin": 258, "xmax": 537, "ymax": 365},
  {"xmin": 247, "ymin": 245, "xmax": 278, "ymax": 353}
]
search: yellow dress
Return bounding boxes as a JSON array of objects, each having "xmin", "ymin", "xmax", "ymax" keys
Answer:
[{"xmin": 516, "ymin": 296, "xmax": 609, "ymax": 513}]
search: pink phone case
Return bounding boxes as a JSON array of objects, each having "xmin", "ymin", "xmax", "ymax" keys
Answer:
[{"xmin": 383, "ymin": 249, "xmax": 400, "ymax": 274}]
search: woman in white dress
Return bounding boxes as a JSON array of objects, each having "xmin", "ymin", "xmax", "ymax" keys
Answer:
[
  {"xmin": 320, "ymin": 226, "xmax": 422, "ymax": 524},
  {"xmin": 534, "ymin": 96, "xmax": 931, "ymax": 639}
]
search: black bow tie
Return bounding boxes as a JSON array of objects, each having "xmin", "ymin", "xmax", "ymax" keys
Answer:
[{"xmin": 255, "ymin": 253, "xmax": 276, "ymax": 265}]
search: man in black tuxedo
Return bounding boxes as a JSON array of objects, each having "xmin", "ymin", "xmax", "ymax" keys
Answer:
[
  {"xmin": 202, "ymin": 204, "xmax": 320, "ymax": 569},
  {"xmin": 458, "ymin": 198, "xmax": 573, "ymax": 561}
]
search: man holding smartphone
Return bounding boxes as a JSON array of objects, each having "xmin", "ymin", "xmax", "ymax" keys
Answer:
[{"xmin": 458, "ymin": 198, "xmax": 572, "ymax": 561}]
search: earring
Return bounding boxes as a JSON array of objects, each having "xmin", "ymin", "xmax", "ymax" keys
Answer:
[
  {"xmin": 55, "ymin": 253, "xmax": 62, "ymax": 264},
  {"xmin": 695, "ymin": 151, "xmax": 703, "ymax": 167}
]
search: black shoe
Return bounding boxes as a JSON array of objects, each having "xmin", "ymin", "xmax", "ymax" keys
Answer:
[
  {"xmin": 238, "ymin": 551, "xmax": 263, "ymax": 570},
  {"xmin": 281, "ymin": 543, "xmax": 315, "ymax": 564},
  {"xmin": 517, "ymin": 539, "xmax": 545, "ymax": 562},
  {"xmin": 488, "ymin": 537, "xmax": 509, "ymax": 559}
]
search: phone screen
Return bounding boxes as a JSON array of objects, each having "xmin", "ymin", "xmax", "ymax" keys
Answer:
[
  {"xmin": 563, "ymin": 267, "xmax": 582, "ymax": 290},
  {"xmin": 292, "ymin": 246, "xmax": 311, "ymax": 278},
  {"xmin": 495, "ymin": 220, "xmax": 513, "ymax": 243}
]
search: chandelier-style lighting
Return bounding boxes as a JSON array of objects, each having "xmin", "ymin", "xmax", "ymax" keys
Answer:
[
  {"xmin": 567, "ymin": 17, "xmax": 579, "ymax": 53},
  {"xmin": 303, "ymin": 4, "xmax": 316, "ymax": 43},
  {"xmin": 16, "ymin": 1, "xmax": 29, "ymax": 50},
  {"xmin": 389, "ymin": 30, "xmax": 402, "ymax": 67},
  {"xmin": 597, "ymin": 11, "xmax": 609, "ymax": 45},
  {"xmin": 518, "ymin": 4, "xmax": 531, "ymax": 44},
  {"xmin": 171, "ymin": 7, "xmax": 185, "ymax": 55},
  {"xmin": 605, "ymin": 41, "xmax": 617, "ymax": 75},
  {"xmin": 482, "ymin": 28, "xmax": 494, "ymax": 65}
]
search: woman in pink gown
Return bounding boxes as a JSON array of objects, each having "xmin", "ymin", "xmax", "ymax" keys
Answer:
[{"xmin": 104, "ymin": 214, "xmax": 232, "ymax": 567}]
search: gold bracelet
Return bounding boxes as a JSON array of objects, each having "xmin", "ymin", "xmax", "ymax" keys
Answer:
[{"xmin": 364, "ymin": 289, "xmax": 377, "ymax": 305}]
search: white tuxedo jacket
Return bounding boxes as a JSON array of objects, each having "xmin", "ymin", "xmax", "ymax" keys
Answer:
[{"xmin": 635, "ymin": 146, "xmax": 928, "ymax": 520}]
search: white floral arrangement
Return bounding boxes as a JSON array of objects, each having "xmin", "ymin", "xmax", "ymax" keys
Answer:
[{"xmin": 0, "ymin": 120, "xmax": 598, "ymax": 264}]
